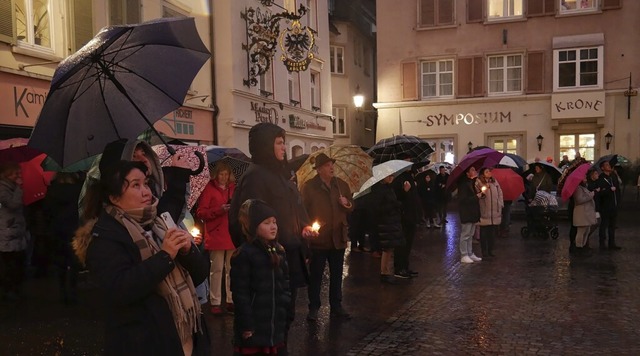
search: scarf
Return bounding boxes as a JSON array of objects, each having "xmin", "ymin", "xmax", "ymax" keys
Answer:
[{"xmin": 104, "ymin": 200, "xmax": 202, "ymax": 345}]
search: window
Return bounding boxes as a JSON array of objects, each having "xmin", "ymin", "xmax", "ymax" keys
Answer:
[
  {"xmin": 421, "ymin": 59, "xmax": 454, "ymax": 98},
  {"xmin": 310, "ymin": 71, "xmax": 320, "ymax": 111},
  {"xmin": 489, "ymin": 135, "xmax": 522, "ymax": 155},
  {"xmin": 559, "ymin": 133, "xmax": 595, "ymax": 161},
  {"xmin": 69, "ymin": 0, "xmax": 94, "ymax": 53},
  {"xmin": 332, "ymin": 107, "xmax": 347, "ymax": 135},
  {"xmin": 555, "ymin": 47, "xmax": 601, "ymax": 89},
  {"xmin": 258, "ymin": 65, "xmax": 274, "ymax": 97},
  {"xmin": 292, "ymin": 145, "xmax": 304, "ymax": 158},
  {"xmin": 109, "ymin": 0, "xmax": 140, "ymax": 25},
  {"xmin": 284, "ymin": 0, "xmax": 296, "ymax": 13},
  {"xmin": 288, "ymin": 72, "xmax": 300, "ymax": 106},
  {"xmin": 426, "ymin": 138, "xmax": 455, "ymax": 164},
  {"xmin": 488, "ymin": 54, "xmax": 522, "ymax": 94},
  {"xmin": 418, "ymin": 0, "xmax": 454, "ymax": 27},
  {"xmin": 488, "ymin": 0, "xmax": 523, "ymax": 20},
  {"xmin": 306, "ymin": 0, "xmax": 317, "ymax": 30},
  {"xmin": 16, "ymin": 0, "xmax": 53, "ymax": 50},
  {"xmin": 330, "ymin": 45, "xmax": 344, "ymax": 74},
  {"xmin": 559, "ymin": 0, "xmax": 597, "ymax": 13}
]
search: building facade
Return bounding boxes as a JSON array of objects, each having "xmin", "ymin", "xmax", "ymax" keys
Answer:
[
  {"xmin": 329, "ymin": 0, "xmax": 377, "ymax": 148},
  {"xmin": 0, "ymin": 0, "xmax": 214, "ymax": 145},
  {"xmin": 212, "ymin": 0, "xmax": 334, "ymax": 158},
  {"xmin": 375, "ymin": 0, "xmax": 638, "ymax": 165}
]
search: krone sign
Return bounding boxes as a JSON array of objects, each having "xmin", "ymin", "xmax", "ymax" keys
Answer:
[{"xmin": 551, "ymin": 91, "xmax": 605, "ymax": 119}]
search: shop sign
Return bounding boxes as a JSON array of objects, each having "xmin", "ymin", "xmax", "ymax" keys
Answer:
[
  {"xmin": 156, "ymin": 106, "xmax": 213, "ymax": 141},
  {"xmin": 288, "ymin": 114, "xmax": 326, "ymax": 131},
  {"xmin": 0, "ymin": 72, "xmax": 50, "ymax": 126},
  {"xmin": 416, "ymin": 111, "xmax": 512, "ymax": 127},
  {"xmin": 551, "ymin": 91, "xmax": 605, "ymax": 119},
  {"xmin": 250, "ymin": 101, "xmax": 280, "ymax": 124}
]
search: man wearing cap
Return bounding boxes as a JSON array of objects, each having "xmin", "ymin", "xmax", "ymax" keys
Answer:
[{"xmin": 301, "ymin": 153, "xmax": 354, "ymax": 321}]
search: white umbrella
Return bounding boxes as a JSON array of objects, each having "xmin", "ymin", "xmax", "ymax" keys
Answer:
[
  {"xmin": 499, "ymin": 155, "xmax": 519, "ymax": 168},
  {"xmin": 353, "ymin": 160, "xmax": 413, "ymax": 199}
]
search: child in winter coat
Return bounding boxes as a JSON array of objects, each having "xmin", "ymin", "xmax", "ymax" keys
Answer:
[{"xmin": 231, "ymin": 199, "xmax": 291, "ymax": 355}]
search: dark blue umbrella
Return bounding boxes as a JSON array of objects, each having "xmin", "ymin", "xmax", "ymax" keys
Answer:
[
  {"xmin": 206, "ymin": 145, "xmax": 251, "ymax": 182},
  {"xmin": 28, "ymin": 17, "xmax": 210, "ymax": 167},
  {"xmin": 592, "ymin": 154, "xmax": 631, "ymax": 172},
  {"xmin": 367, "ymin": 135, "xmax": 435, "ymax": 164}
]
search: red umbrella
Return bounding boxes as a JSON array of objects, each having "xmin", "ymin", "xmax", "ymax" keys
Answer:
[
  {"xmin": 0, "ymin": 142, "xmax": 42, "ymax": 164},
  {"xmin": 20, "ymin": 154, "xmax": 55, "ymax": 205},
  {"xmin": 491, "ymin": 168, "xmax": 525, "ymax": 201},
  {"xmin": 560, "ymin": 163, "xmax": 591, "ymax": 202}
]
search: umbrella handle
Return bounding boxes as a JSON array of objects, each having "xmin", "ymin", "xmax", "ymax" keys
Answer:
[{"xmin": 191, "ymin": 151, "xmax": 205, "ymax": 176}]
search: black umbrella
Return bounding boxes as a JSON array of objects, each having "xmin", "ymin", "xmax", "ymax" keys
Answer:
[
  {"xmin": 522, "ymin": 161, "xmax": 562, "ymax": 184},
  {"xmin": 592, "ymin": 154, "xmax": 631, "ymax": 171},
  {"xmin": 28, "ymin": 17, "xmax": 210, "ymax": 167},
  {"xmin": 367, "ymin": 135, "xmax": 435, "ymax": 164}
]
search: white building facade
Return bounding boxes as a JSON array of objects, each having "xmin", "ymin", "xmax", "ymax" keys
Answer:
[{"xmin": 375, "ymin": 0, "xmax": 639, "ymax": 166}]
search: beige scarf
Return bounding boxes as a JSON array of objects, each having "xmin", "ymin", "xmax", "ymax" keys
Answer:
[{"xmin": 105, "ymin": 200, "xmax": 202, "ymax": 345}]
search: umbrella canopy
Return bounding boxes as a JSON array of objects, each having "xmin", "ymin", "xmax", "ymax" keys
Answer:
[
  {"xmin": 445, "ymin": 148, "xmax": 505, "ymax": 191},
  {"xmin": 20, "ymin": 154, "xmax": 55, "ymax": 206},
  {"xmin": 287, "ymin": 154, "xmax": 310, "ymax": 174},
  {"xmin": 210, "ymin": 157, "xmax": 251, "ymax": 183},
  {"xmin": 592, "ymin": 154, "xmax": 631, "ymax": 172},
  {"xmin": 28, "ymin": 17, "xmax": 211, "ymax": 167},
  {"xmin": 523, "ymin": 161, "xmax": 562, "ymax": 184},
  {"xmin": 152, "ymin": 144, "xmax": 210, "ymax": 210},
  {"xmin": 0, "ymin": 145, "xmax": 42, "ymax": 164},
  {"xmin": 367, "ymin": 135, "xmax": 434, "ymax": 164},
  {"xmin": 205, "ymin": 145, "xmax": 251, "ymax": 182},
  {"xmin": 560, "ymin": 163, "xmax": 591, "ymax": 202},
  {"xmin": 491, "ymin": 168, "xmax": 525, "ymax": 201},
  {"xmin": 353, "ymin": 160, "xmax": 413, "ymax": 199},
  {"xmin": 41, "ymin": 155, "xmax": 98, "ymax": 172},
  {"xmin": 296, "ymin": 145, "xmax": 373, "ymax": 193}
]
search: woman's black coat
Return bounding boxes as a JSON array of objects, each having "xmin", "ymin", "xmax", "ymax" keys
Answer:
[
  {"xmin": 457, "ymin": 176, "xmax": 481, "ymax": 224},
  {"xmin": 369, "ymin": 182, "xmax": 404, "ymax": 249},
  {"xmin": 86, "ymin": 212, "xmax": 210, "ymax": 356}
]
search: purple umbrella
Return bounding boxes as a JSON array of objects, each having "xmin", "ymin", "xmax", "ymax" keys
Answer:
[{"xmin": 446, "ymin": 148, "xmax": 505, "ymax": 191}]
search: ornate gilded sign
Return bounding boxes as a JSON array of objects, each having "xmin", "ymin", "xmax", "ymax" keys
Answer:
[{"xmin": 279, "ymin": 19, "xmax": 315, "ymax": 72}]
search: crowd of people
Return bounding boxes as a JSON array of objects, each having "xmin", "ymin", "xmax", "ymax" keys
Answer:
[{"xmin": 0, "ymin": 128, "xmax": 629, "ymax": 355}]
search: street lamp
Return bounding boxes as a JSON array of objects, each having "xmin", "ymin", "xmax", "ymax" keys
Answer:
[
  {"xmin": 353, "ymin": 85, "xmax": 364, "ymax": 110},
  {"xmin": 536, "ymin": 134, "xmax": 544, "ymax": 151},
  {"xmin": 604, "ymin": 132, "xmax": 613, "ymax": 150}
]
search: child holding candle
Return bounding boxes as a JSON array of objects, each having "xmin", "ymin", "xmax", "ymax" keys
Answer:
[{"xmin": 231, "ymin": 199, "xmax": 290, "ymax": 355}]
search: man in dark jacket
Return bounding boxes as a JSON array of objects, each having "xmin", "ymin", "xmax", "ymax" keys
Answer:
[
  {"xmin": 392, "ymin": 158, "xmax": 421, "ymax": 279},
  {"xmin": 595, "ymin": 161, "xmax": 621, "ymax": 250},
  {"xmin": 458, "ymin": 167, "xmax": 482, "ymax": 263},
  {"xmin": 435, "ymin": 165, "xmax": 450, "ymax": 225},
  {"xmin": 301, "ymin": 153, "xmax": 353, "ymax": 321},
  {"xmin": 229, "ymin": 123, "xmax": 317, "ymax": 332}
]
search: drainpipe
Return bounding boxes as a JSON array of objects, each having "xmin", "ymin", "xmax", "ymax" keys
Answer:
[{"xmin": 209, "ymin": 0, "xmax": 219, "ymax": 145}]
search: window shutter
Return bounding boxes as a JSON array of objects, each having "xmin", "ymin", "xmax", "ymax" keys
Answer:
[
  {"xmin": 472, "ymin": 56, "xmax": 484, "ymax": 97},
  {"xmin": 419, "ymin": 0, "xmax": 435, "ymax": 27},
  {"xmin": 0, "ymin": 0, "xmax": 16, "ymax": 45},
  {"xmin": 544, "ymin": 0, "xmax": 556, "ymax": 14},
  {"xmin": 467, "ymin": 0, "xmax": 483, "ymax": 23},
  {"xmin": 527, "ymin": 0, "xmax": 555, "ymax": 16},
  {"xmin": 602, "ymin": 0, "xmax": 621, "ymax": 10},
  {"xmin": 438, "ymin": 0, "xmax": 454, "ymax": 25},
  {"xmin": 70, "ymin": 0, "xmax": 94, "ymax": 52},
  {"xmin": 457, "ymin": 57, "xmax": 473, "ymax": 98},
  {"xmin": 526, "ymin": 51, "xmax": 545, "ymax": 94},
  {"xmin": 127, "ymin": 0, "xmax": 141, "ymax": 24},
  {"xmin": 402, "ymin": 62, "xmax": 418, "ymax": 101}
]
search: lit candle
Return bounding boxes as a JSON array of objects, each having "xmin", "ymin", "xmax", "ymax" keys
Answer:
[
  {"xmin": 481, "ymin": 186, "xmax": 487, "ymax": 193},
  {"xmin": 190, "ymin": 227, "xmax": 200, "ymax": 237},
  {"xmin": 311, "ymin": 221, "xmax": 321, "ymax": 233}
]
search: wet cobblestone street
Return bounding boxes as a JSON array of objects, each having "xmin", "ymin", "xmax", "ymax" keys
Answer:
[{"xmin": 2, "ymin": 192, "xmax": 640, "ymax": 355}]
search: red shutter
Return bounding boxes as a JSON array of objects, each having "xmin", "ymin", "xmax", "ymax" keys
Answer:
[
  {"xmin": 402, "ymin": 62, "xmax": 418, "ymax": 101},
  {"xmin": 438, "ymin": 0, "xmax": 454, "ymax": 25},
  {"xmin": 472, "ymin": 56, "xmax": 484, "ymax": 97},
  {"xmin": 457, "ymin": 58, "xmax": 473, "ymax": 98},
  {"xmin": 420, "ymin": 0, "xmax": 436, "ymax": 27},
  {"xmin": 527, "ymin": 0, "xmax": 544, "ymax": 16},
  {"xmin": 467, "ymin": 0, "xmax": 483, "ymax": 23},
  {"xmin": 526, "ymin": 51, "xmax": 545, "ymax": 94},
  {"xmin": 602, "ymin": 0, "xmax": 621, "ymax": 9}
]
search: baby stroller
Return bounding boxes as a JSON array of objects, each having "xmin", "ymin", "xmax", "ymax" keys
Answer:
[{"xmin": 520, "ymin": 190, "xmax": 559, "ymax": 239}]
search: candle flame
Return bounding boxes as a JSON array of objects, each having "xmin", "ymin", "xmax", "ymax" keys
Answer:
[
  {"xmin": 190, "ymin": 227, "xmax": 200, "ymax": 236},
  {"xmin": 311, "ymin": 222, "xmax": 321, "ymax": 233},
  {"xmin": 481, "ymin": 186, "xmax": 487, "ymax": 192}
]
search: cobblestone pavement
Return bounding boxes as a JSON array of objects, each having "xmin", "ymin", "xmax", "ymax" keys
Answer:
[{"xmin": 2, "ymin": 192, "xmax": 640, "ymax": 355}]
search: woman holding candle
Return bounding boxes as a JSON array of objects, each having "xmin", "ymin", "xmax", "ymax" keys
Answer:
[
  {"xmin": 196, "ymin": 162, "xmax": 236, "ymax": 315},
  {"xmin": 475, "ymin": 167, "xmax": 504, "ymax": 260}
]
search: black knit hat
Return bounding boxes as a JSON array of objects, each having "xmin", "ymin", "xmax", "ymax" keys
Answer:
[{"xmin": 244, "ymin": 199, "xmax": 277, "ymax": 237}]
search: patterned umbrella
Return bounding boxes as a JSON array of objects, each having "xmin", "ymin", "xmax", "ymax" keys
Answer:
[
  {"xmin": 296, "ymin": 145, "xmax": 373, "ymax": 193},
  {"xmin": 152, "ymin": 144, "xmax": 209, "ymax": 209},
  {"xmin": 367, "ymin": 135, "xmax": 435, "ymax": 164},
  {"xmin": 205, "ymin": 145, "xmax": 251, "ymax": 182}
]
